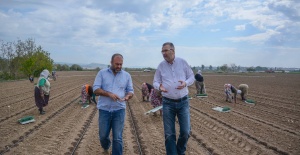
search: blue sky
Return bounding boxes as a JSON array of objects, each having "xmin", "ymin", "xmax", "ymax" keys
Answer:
[{"xmin": 0, "ymin": 0, "xmax": 299, "ymax": 68}]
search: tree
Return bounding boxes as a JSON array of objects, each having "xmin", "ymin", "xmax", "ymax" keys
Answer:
[
  {"xmin": 14, "ymin": 39, "xmax": 36, "ymax": 77},
  {"xmin": 1, "ymin": 39, "xmax": 53, "ymax": 79},
  {"xmin": 238, "ymin": 65, "xmax": 241, "ymax": 71},
  {"xmin": 209, "ymin": 65, "xmax": 212, "ymax": 70},
  {"xmin": 201, "ymin": 64, "xmax": 205, "ymax": 71},
  {"xmin": 70, "ymin": 64, "xmax": 83, "ymax": 71},
  {"xmin": 20, "ymin": 46, "xmax": 53, "ymax": 77},
  {"xmin": 220, "ymin": 64, "xmax": 228, "ymax": 72},
  {"xmin": 230, "ymin": 63, "xmax": 237, "ymax": 72},
  {"xmin": 56, "ymin": 64, "xmax": 62, "ymax": 71},
  {"xmin": 192, "ymin": 66, "xmax": 196, "ymax": 71},
  {"xmin": 0, "ymin": 40, "xmax": 15, "ymax": 79},
  {"xmin": 95, "ymin": 67, "xmax": 101, "ymax": 71},
  {"xmin": 19, "ymin": 56, "xmax": 35, "ymax": 77},
  {"xmin": 61, "ymin": 64, "xmax": 70, "ymax": 71},
  {"xmin": 246, "ymin": 67, "xmax": 256, "ymax": 72}
]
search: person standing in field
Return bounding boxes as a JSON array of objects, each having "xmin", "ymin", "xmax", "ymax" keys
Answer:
[
  {"xmin": 224, "ymin": 83, "xmax": 241, "ymax": 103},
  {"xmin": 153, "ymin": 42, "xmax": 195, "ymax": 155},
  {"xmin": 238, "ymin": 84, "xmax": 249, "ymax": 101},
  {"xmin": 29, "ymin": 75, "xmax": 34, "ymax": 83},
  {"xmin": 81, "ymin": 84, "xmax": 97, "ymax": 105},
  {"xmin": 141, "ymin": 82, "xmax": 154, "ymax": 102},
  {"xmin": 93, "ymin": 53, "xmax": 134, "ymax": 155},
  {"xmin": 34, "ymin": 69, "xmax": 51, "ymax": 115},
  {"xmin": 51, "ymin": 71, "xmax": 57, "ymax": 81},
  {"xmin": 194, "ymin": 70, "xmax": 206, "ymax": 94}
]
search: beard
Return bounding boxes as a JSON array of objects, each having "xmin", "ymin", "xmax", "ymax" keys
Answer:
[{"xmin": 111, "ymin": 66, "xmax": 121, "ymax": 73}]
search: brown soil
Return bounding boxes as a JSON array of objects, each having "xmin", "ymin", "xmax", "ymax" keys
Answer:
[{"xmin": 0, "ymin": 71, "xmax": 299, "ymax": 155}]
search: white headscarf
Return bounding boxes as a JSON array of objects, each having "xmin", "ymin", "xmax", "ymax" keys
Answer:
[
  {"xmin": 237, "ymin": 90, "xmax": 242, "ymax": 94},
  {"xmin": 197, "ymin": 70, "xmax": 202, "ymax": 75},
  {"xmin": 40, "ymin": 69, "xmax": 50, "ymax": 79}
]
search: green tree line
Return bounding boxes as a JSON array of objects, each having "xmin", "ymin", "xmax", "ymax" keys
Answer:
[
  {"xmin": 191, "ymin": 64, "xmax": 272, "ymax": 73},
  {"xmin": 0, "ymin": 38, "xmax": 53, "ymax": 80},
  {"xmin": 54, "ymin": 64, "xmax": 83, "ymax": 71}
]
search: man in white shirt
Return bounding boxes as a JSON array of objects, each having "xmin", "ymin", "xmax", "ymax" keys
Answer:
[{"xmin": 153, "ymin": 42, "xmax": 195, "ymax": 155}]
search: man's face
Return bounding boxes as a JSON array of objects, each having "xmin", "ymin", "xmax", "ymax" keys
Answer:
[
  {"xmin": 161, "ymin": 44, "xmax": 175, "ymax": 62},
  {"xmin": 111, "ymin": 56, "xmax": 123, "ymax": 73}
]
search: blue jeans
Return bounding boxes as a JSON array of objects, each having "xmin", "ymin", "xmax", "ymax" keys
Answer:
[
  {"xmin": 162, "ymin": 97, "xmax": 191, "ymax": 155},
  {"xmin": 98, "ymin": 109, "xmax": 125, "ymax": 155}
]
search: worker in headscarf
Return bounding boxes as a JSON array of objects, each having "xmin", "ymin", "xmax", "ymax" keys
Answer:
[
  {"xmin": 29, "ymin": 75, "xmax": 34, "ymax": 83},
  {"xmin": 150, "ymin": 89, "xmax": 163, "ymax": 116},
  {"xmin": 238, "ymin": 84, "xmax": 249, "ymax": 101},
  {"xmin": 34, "ymin": 69, "xmax": 51, "ymax": 114},
  {"xmin": 224, "ymin": 84, "xmax": 240, "ymax": 103},
  {"xmin": 81, "ymin": 84, "xmax": 97, "ymax": 105},
  {"xmin": 141, "ymin": 82, "xmax": 154, "ymax": 102},
  {"xmin": 195, "ymin": 70, "xmax": 206, "ymax": 94}
]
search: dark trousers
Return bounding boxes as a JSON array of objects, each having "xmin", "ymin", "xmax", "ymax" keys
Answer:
[{"xmin": 34, "ymin": 87, "xmax": 49, "ymax": 110}]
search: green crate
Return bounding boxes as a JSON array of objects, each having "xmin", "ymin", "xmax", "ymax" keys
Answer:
[
  {"xmin": 196, "ymin": 94, "xmax": 207, "ymax": 96},
  {"xmin": 18, "ymin": 116, "xmax": 35, "ymax": 124},
  {"xmin": 222, "ymin": 106, "xmax": 231, "ymax": 112},
  {"xmin": 245, "ymin": 99, "xmax": 255, "ymax": 104},
  {"xmin": 196, "ymin": 94, "xmax": 208, "ymax": 98},
  {"xmin": 82, "ymin": 103, "xmax": 89, "ymax": 109},
  {"xmin": 212, "ymin": 106, "xmax": 231, "ymax": 112}
]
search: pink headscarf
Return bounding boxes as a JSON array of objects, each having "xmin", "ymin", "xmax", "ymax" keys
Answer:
[{"xmin": 224, "ymin": 84, "xmax": 231, "ymax": 88}]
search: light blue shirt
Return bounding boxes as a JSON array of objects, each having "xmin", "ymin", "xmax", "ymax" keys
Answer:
[
  {"xmin": 153, "ymin": 57, "xmax": 195, "ymax": 99},
  {"xmin": 93, "ymin": 68, "xmax": 134, "ymax": 111}
]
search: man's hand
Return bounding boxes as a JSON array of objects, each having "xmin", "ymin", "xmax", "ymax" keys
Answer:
[
  {"xmin": 176, "ymin": 80, "xmax": 186, "ymax": 89},
  {"xmin": 108, "ymin": 92, "xmax": 122, "ymax": 102},
  {"xmin": 124, "ymin": 93, "xmax": 133, "ymax": 101},
  {"xmin": 159, "ymin": 84, "xmax": 168, "ymax": 92}
]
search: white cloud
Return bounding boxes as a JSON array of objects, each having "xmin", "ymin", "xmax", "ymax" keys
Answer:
[
  {"xmin": 235, "ymin": 25, "xmax": 246, "ymax": 31},
  {"xmin": 226, "ymin": 30, "xmax": 280, "ymax": 44},
  {"xmin": 0, "ymin": 0, "xmax": 299, "ymax": 68},
  {"xmin": 210, "ymin": 29, "xmax": 220, "ymax": 32}
]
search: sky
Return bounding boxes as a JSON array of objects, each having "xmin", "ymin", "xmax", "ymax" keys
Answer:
[{"xmin": 0, "ymin": 0, "xmax": 299, "ymax": 68}]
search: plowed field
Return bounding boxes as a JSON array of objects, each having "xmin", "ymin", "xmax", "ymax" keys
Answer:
[{"xmin": 0, "ymin": 71, "xmax": 299, "ymax": 155}]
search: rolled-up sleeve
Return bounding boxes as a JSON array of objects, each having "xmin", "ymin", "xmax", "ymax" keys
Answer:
[
  {"xmin": 185, "ymin": 64, "xmax": 195, "ymax": 87},
  {"xmin": 126, "ymin": 74, "xmax": 134, "ymax": 94},
  {"xmin": 93, "ymin": 71, "xmax": 102, "ymax": 92},
  {"xmin": 153, "ymin": 67, "xmax": 161, "ymax": 90}
]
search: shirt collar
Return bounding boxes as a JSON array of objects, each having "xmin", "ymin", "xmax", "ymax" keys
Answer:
[
  {"xmin": 165, "ymin": 57, "xmax": 176, "ymax": 65},
  {"xmin": 107, "ymin": 68, "xmax": 122, "ymax": 74}
]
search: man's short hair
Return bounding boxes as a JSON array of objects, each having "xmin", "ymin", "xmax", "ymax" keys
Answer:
[
  {"xmin": 111, "ymin": 53, "xmax": 123, "ymax": 61},
  {"xmin": 162, "ymin": 42, "xmax": 175, "ymax": 49}
]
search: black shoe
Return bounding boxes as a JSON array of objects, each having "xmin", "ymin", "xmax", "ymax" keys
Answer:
[{"xmin": 39, "ymin": 109, "xmax": 45, "ymax": 115}]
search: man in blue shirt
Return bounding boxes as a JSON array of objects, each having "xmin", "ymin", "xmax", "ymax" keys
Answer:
[
  {"xmin": 154, "ymin": 42, "xmax": 195, "ymax": 155},
  {"xmin": 93, "ymin": 53, "xmax": 134, "ymax": 155}
]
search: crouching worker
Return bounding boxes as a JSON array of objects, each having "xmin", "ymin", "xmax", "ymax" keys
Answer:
[
  {"xmin": 224, "ymin": 84, "xmax": 239, "ymax": 103},
  {"xmin": 34, "ymin": 69, "xmax": 51, "ymax": 115},
  {"xmin": 150, "ymin": 89, "xmax": 162, "ymax": 116},
  {"xmin": 238, "ymin": 84, "xmax": 249, "ymax": 101},
  {"xmin": 142, "ymin": 82, "xmax": 154, "ymax": 102},
  {"xmin": 81, "ymin": 84, "xmax": 97, "ymax": 105}
]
